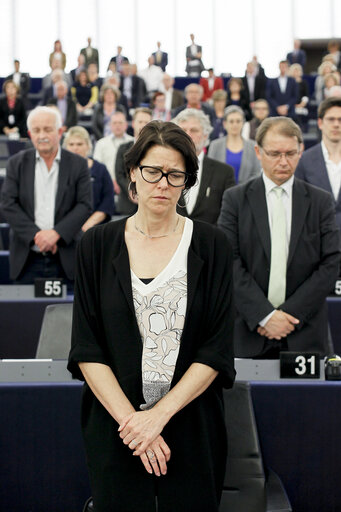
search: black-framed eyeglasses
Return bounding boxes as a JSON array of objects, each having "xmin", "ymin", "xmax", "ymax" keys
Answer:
[{"xmin": 139, "ymin": 165, "xmax": 188, "ymax": 187}]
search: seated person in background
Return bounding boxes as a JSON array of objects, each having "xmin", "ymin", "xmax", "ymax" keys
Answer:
[
  {"xmin": 160, "ymin": 73, "xmax": 184, "ymax": 110},
  {"xmin": 47, "ymin": 80, "xmax": 77, "ymax": 133},
  {"xmin": 115, "ymin": 107, "xmax": 152, "ymax": 215},
  {"xmin": 242, "ymin": 61, "xmax": 267, "ymax": 109},
  {"xmin": 151, "ymin": 91, "xmax": 171, "ymax": 121},
  {"xmin": 49, "ymin": 39, "xmax": 66, "ymax": 70},
  {"xmin": 266, "ymin": 60, "xmax": 298, "ymax": 119},
  {"xmin": 71, "ymin": 70, "xmax": 99, "ymax": 114},
  {"xmin": 226, "ymin": 77, "xmax": 252, "ymax": 120},
  {"xmin": 210, "ymin": 89, "xmax": 227, "ymax": 140},
  {"xmin": 0, "ymin": 79, "xmax": 27, "ymax": 138},
  {"xmin": 295, "ymin": 96, "xmax": 341, "ymax": 235},
  {"xmin": 0, "ymin": 106, "xmax": 92, "ymax": 287},
  {"xmin": 119, "ymin": 62, "xmax": 145, "ymax": 109},
  {"xmin": 63, "ymin": 126, "xmax": 115, "ymax": 231},
  {"xmin": 93, "ymin": 111, "xmax": 133, "ymax": 194},
  {"xmin": 6, "ymin": 59, "xmax": 31, "ymax": 108},
  {"xmin": 87, "ymin": 63, "xmax": 103, "ymax": 90},
  {"xmin": 315, "ymin": 60, "xmax": 337, "ymax": 104},
  {"xmin": 242, "ymin": 98, "xmax": 270, "ymax": 140},
  {"xmin": 138, "ymin": 55, "xmax": 164, "ymax": 99},
  {"xmin": 92, "ymin": 83, "xmax": 127, "ymax": 141},
  {"xmin": 218, "ymin": 116, "xmax": 341, "ymax": 358},
  {"xmin": 199, "ymin": 68, "xmax": 224, "ymax": 103},
  {"xmin": 172, "ymin": 83, "xmax": 216, "ymax": 126},
  {"xmin": 208, "ymin": 105, "xmax": 261, "ymax": 183},
  {"xmin": 172, "ymin": 108, "xmax": 235, "ymax": 224},
  {"xmin": 70, "ymin": 54, "xmax": 86, "ymax": 83}
]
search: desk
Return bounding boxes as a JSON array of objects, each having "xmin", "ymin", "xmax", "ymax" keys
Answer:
[
  {"xmin": 0, "ymin": 297, "xmax": 73, "ymax": 358},
  {"xmin": 0, "ymin": 379, "xmax": 340, "ymax": 512}
]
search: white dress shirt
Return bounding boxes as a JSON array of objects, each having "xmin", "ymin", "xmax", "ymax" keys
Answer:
[
  {"xmin": 321, "ymin": 141, "xmax": 341, "ymax": 201},
  {"xmin": 93, "ymin": 133, "xmax": 134, "ymax": 179}
]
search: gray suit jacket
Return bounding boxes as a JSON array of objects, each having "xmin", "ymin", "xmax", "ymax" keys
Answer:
[
  {"xmin": 208, "ymin": 137, "xmax": 261, "ymax": 183},
  {"xmin": 295, "ymin": 142, "xmax": 341, "ymax": 235},
  {"xmin": 0, "ymin": 148, "xmax": 92, "ymax": 280},
  {"xmin": 218, "ymin": 176, "xmax": 341, "ymax": 357}
]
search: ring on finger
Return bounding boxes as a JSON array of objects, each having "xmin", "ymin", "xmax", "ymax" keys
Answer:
[
  {"xmin": 131, "ymin": 439, "xmax": 138, "ymax": 447},
  {"xmin": 147, "ymin": 449, "xmax": 156, "ymax": 462}
]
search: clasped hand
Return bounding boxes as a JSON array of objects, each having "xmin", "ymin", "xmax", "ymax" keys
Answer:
[
  {"xmin": 257, "ymin": 310, "xmax": 299, "ymax": 340},
  {"xmin": 34, "ymin": 229, "xmax": 60, "ymax": 254},
  {"xmin": 118, "ymin": 409, "xmax": 171, "ymax": 476}
]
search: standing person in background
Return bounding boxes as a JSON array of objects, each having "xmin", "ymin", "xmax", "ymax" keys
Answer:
[
  {"xmin": 0, "ymin": 80, "xmax": 27, "ymax": 138},
  {"xmin": 199, "ymin": 68, "xmax": 224, "ymax": 103},
  {"xmin": 109, "ymin": 46, "xmax": 129, "ymax": 73},
  {"xmin": 186, "ymin": 33, "xmax": 204, "ymax": 77},
  {"xmin": 210, "ymin": 89, "xmax": 228, "ymax": 140},
  {"xmin": 242, "ymin": 61, "xmax": 267, "ymax": 109},
  {"xmin": 266, "ymin": 60, "xmax": 298, "ymax": 118},
  {"xmin": 152, "ymin": 41, "xmax": 168, "ymax": 72},
  {"xmin": 64, "ymin": 126, "xmax": 115, "ymax": 232},
  {"xmin": 115, "ymin": 107, "xmax": 152, "ymax": 215},
  {"xmin": 71, "ymin": 70, "xmax": 98, "ymax": 114},
  {"xmin": 242, "ymin": 99, "xmax": 270, "ymax": 140},
  {"xmin": 286, "ymin": 39, "xmax": 307, "ymax": 69},
  {"xmin": 47, "ymin": 81, "xmax": 77, "ymax": 133},
  {"xmin": 0, "ymin": 106, "xmax": 92, "ymax": 287},
  {"xmin": 6, "ymin": 60, "xmax": 31, "ymax": 108},
  {"xmin": 68, "ymin": 120, "xmax": 235, "ymax": 512},
  {"xmin": 49, "ymin": 40, "xmax": 66, "ymax": 70},
  {"xmin": 160, "ymin": 73, "xmax": 184, "ymax": 111},
  {"xmin": 93, "ymin": 111, "xmax": 133, "ymax": 195},
  {"xmin": 92, "ymin": 84, "xmax": 127, "ymax": 141},
  {"xmin": 208, "ymin": 105, "xmax": 261, "ymax": 183},
  {"xmin": 80, "ymin": 37, "xmax": 99, "ymax": 70}
]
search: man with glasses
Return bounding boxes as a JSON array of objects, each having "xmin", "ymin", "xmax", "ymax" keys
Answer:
[
  {"xmin": 296, "ymin": 97, "xmax": 341, "ymax": 233},
  {"xmin": 218, "ymin": 116, "xmax": 340, "ymax": 358}
]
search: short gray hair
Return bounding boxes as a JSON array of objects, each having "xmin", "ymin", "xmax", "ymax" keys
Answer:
[
  {"xmin": 172, "ymin": 108, "xmax": 213, "ymax": 137},
  {"xmin": 224, "ymin": 105, "xmax": 245, "ymax": 121},
  {"xmin": 184, "ymin": 83, "xmax": 204, "ymax": 98},
  {"xmin": 27, "ymin": 106, "xmax": 62, "ymax": 131}
]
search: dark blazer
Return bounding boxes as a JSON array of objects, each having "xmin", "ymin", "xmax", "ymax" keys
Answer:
[
  {"xmin": 170, "ymin": 88, "xmax": 184, "ymax": 109},
  {"xmin": 186, "ymin": 45, "xmax": 204, "ymax": 75},
  {"xmin": 47, "ymin": 97, "xmax": 78, "ymax": 129},
  {"xmin": 152, "ymin": 51, "xmax": 168, "ymax": 71},
  {"xmin": 0, "ymin": 148, "xmax": 92, "ymax": 280},
  {"xmin": 115, "ymin": 140, "xmax": 136, "ymax": 215},
  {"xmin": 67, "ymin": 218, "xmax": 235, "ymax": 510},
  {"xmin": 90, "ymin": 159, "xmax": 115, "ymax": 218},
  {"xmin": 287, "ymin": 49, "xmax": 307, "ymax": 68},
  {"xmin": 218, "ymin": 176, "xmax": 341, "ymax": 357},
  {"xmin": 91, "ymin": 102, "xmax": 127, "ymax": 141},
  {"xmin": 80, "ymin": 47, "xmax": 99, "ymax": 68},
  {"xmin": 6, "ymin": 72, "xmax": 31, "ymax": 97},
  {"xmin": 266, "ymin": 77, "xmax": 298, "ymax": 118},
  {"xmin": 119, "ymin": 75, "xmax": 145, "ymax": 108},
  {"xmin": 178, "ymin": 156, "xmax": 235, "ymax": 224},
  {"xmin": 0, "ymin": 97, "xmax": 27, "ymax": 137},
  {"xmin": 242, "ymin": 74, "xmax": 267, "ymax": 104},
  {"xmin": 295, "ymin": 142, "xmax": 341, "ymax": 235}
]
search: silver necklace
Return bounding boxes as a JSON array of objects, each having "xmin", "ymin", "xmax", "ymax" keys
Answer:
[{"xmin": 134, "ymin": 215, "xmax": 180, "ymax": 239}]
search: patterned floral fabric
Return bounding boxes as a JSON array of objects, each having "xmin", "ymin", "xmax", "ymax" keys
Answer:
[{"xmin": 131, "ymin": 218, "xmax": 193, "ymax": 409}]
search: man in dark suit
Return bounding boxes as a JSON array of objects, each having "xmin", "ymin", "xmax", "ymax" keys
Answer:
[
  {"xmin": 119, "ymin": 62, "xmax": 145, "ymax": 109},
  {"xmin": 0, "ymin": 106, "xmax": 92, "ymax": 285},
  {"xmin": 110, "ymin": 46, "xmax": 129, "ymax": 73},
  {"xmin": 218, "ymin": 116, "xmax": 340, "ymax": 358},
  {"xmin": 296, "ymin": 97, "xmax": 341, "ymax": 235},
  {"xmin": 115, "ymin": 107, "xmax": 152, "ymax": 215},
  {"xmin": 152, "ymin": 41, "xmax": 168, "ymax": 72},
  {"xmin": 80, "ymin": 37, "xmax": 99, "ymax": 69},
  {"xmin": 161, "ymin": 74, "xmax": 184, "ymax": 110},
  {"xmin": 242, "ymin": 61, "xmax": 267, "ymax": 108},
  {"xmin": 186, "ymin": 33, "xmax": 204, "ymax": 76},
  {"xmin": 173, "ymin": 108, "xmax": 235, "ymax": 224},
  {"xmin": 172, "ymin": 83, "xmax": 216, "ymax": 126},
  {"xmin": 46, "ymin": 81, "xmax": 77, "ymax": 132},
  {"xmin": 6, "ymin": 59, "xmax": 31, "ymax": 107},
  {"xmin": 287, "ymin": 39, "xmax": 307, "ymax": 69},
  {"xmin": 266, "ymin": 60, "xmax": 298, "ymax": 118}
]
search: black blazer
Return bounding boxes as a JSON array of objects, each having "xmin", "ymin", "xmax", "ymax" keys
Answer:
[
  {"xmin": 242, "ymin": 74, "xmax": 267, "ymax": 104},
  {"xmin": 0, "ymin": 148, "xmax": 92, "ymax": 280},
  {"xmin": 119, "ymin": 75, "xmax": 145, "ymax": 108},
  {"xmin": 91, "ymin": 102, "xmax": 127, "ymax": 141},
  {"xmin": 218, "ymin": 176, "xmax": 341, "ymax": 357},
  {"xmin": 266, "ymin": 77, "xmax": 298, "ymax": 117},
  {"xmin": 47, "ymin": 97, "xmax": 78, "ymax": 129},
  {"xmin": 178, "ymin": 156, "xmax": 235, "ymax": 225},
  {"xmin": 0, "ymin": 97, "xmax": 27, "ymax": 137},
  {"xmin": 67, "ymin": 218, "xmax": 235, "ymax": 509},
  {"xmin": 115, "ymin": 140, "xmax": 136, "ymax": 215}
]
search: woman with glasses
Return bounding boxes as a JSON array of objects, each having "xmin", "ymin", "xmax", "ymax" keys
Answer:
[
  {"xmin": 68, "ymin": 121, "xmax": 235, "ymax": 512},
  {"xmin": 208, "ymin": 105, "xmax": 261, "ymax": 183}
]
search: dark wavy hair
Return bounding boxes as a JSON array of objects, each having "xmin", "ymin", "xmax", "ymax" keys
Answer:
[{"xmin": 124, "ymin": 120, "xmax": 198, "ymax": 196}]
